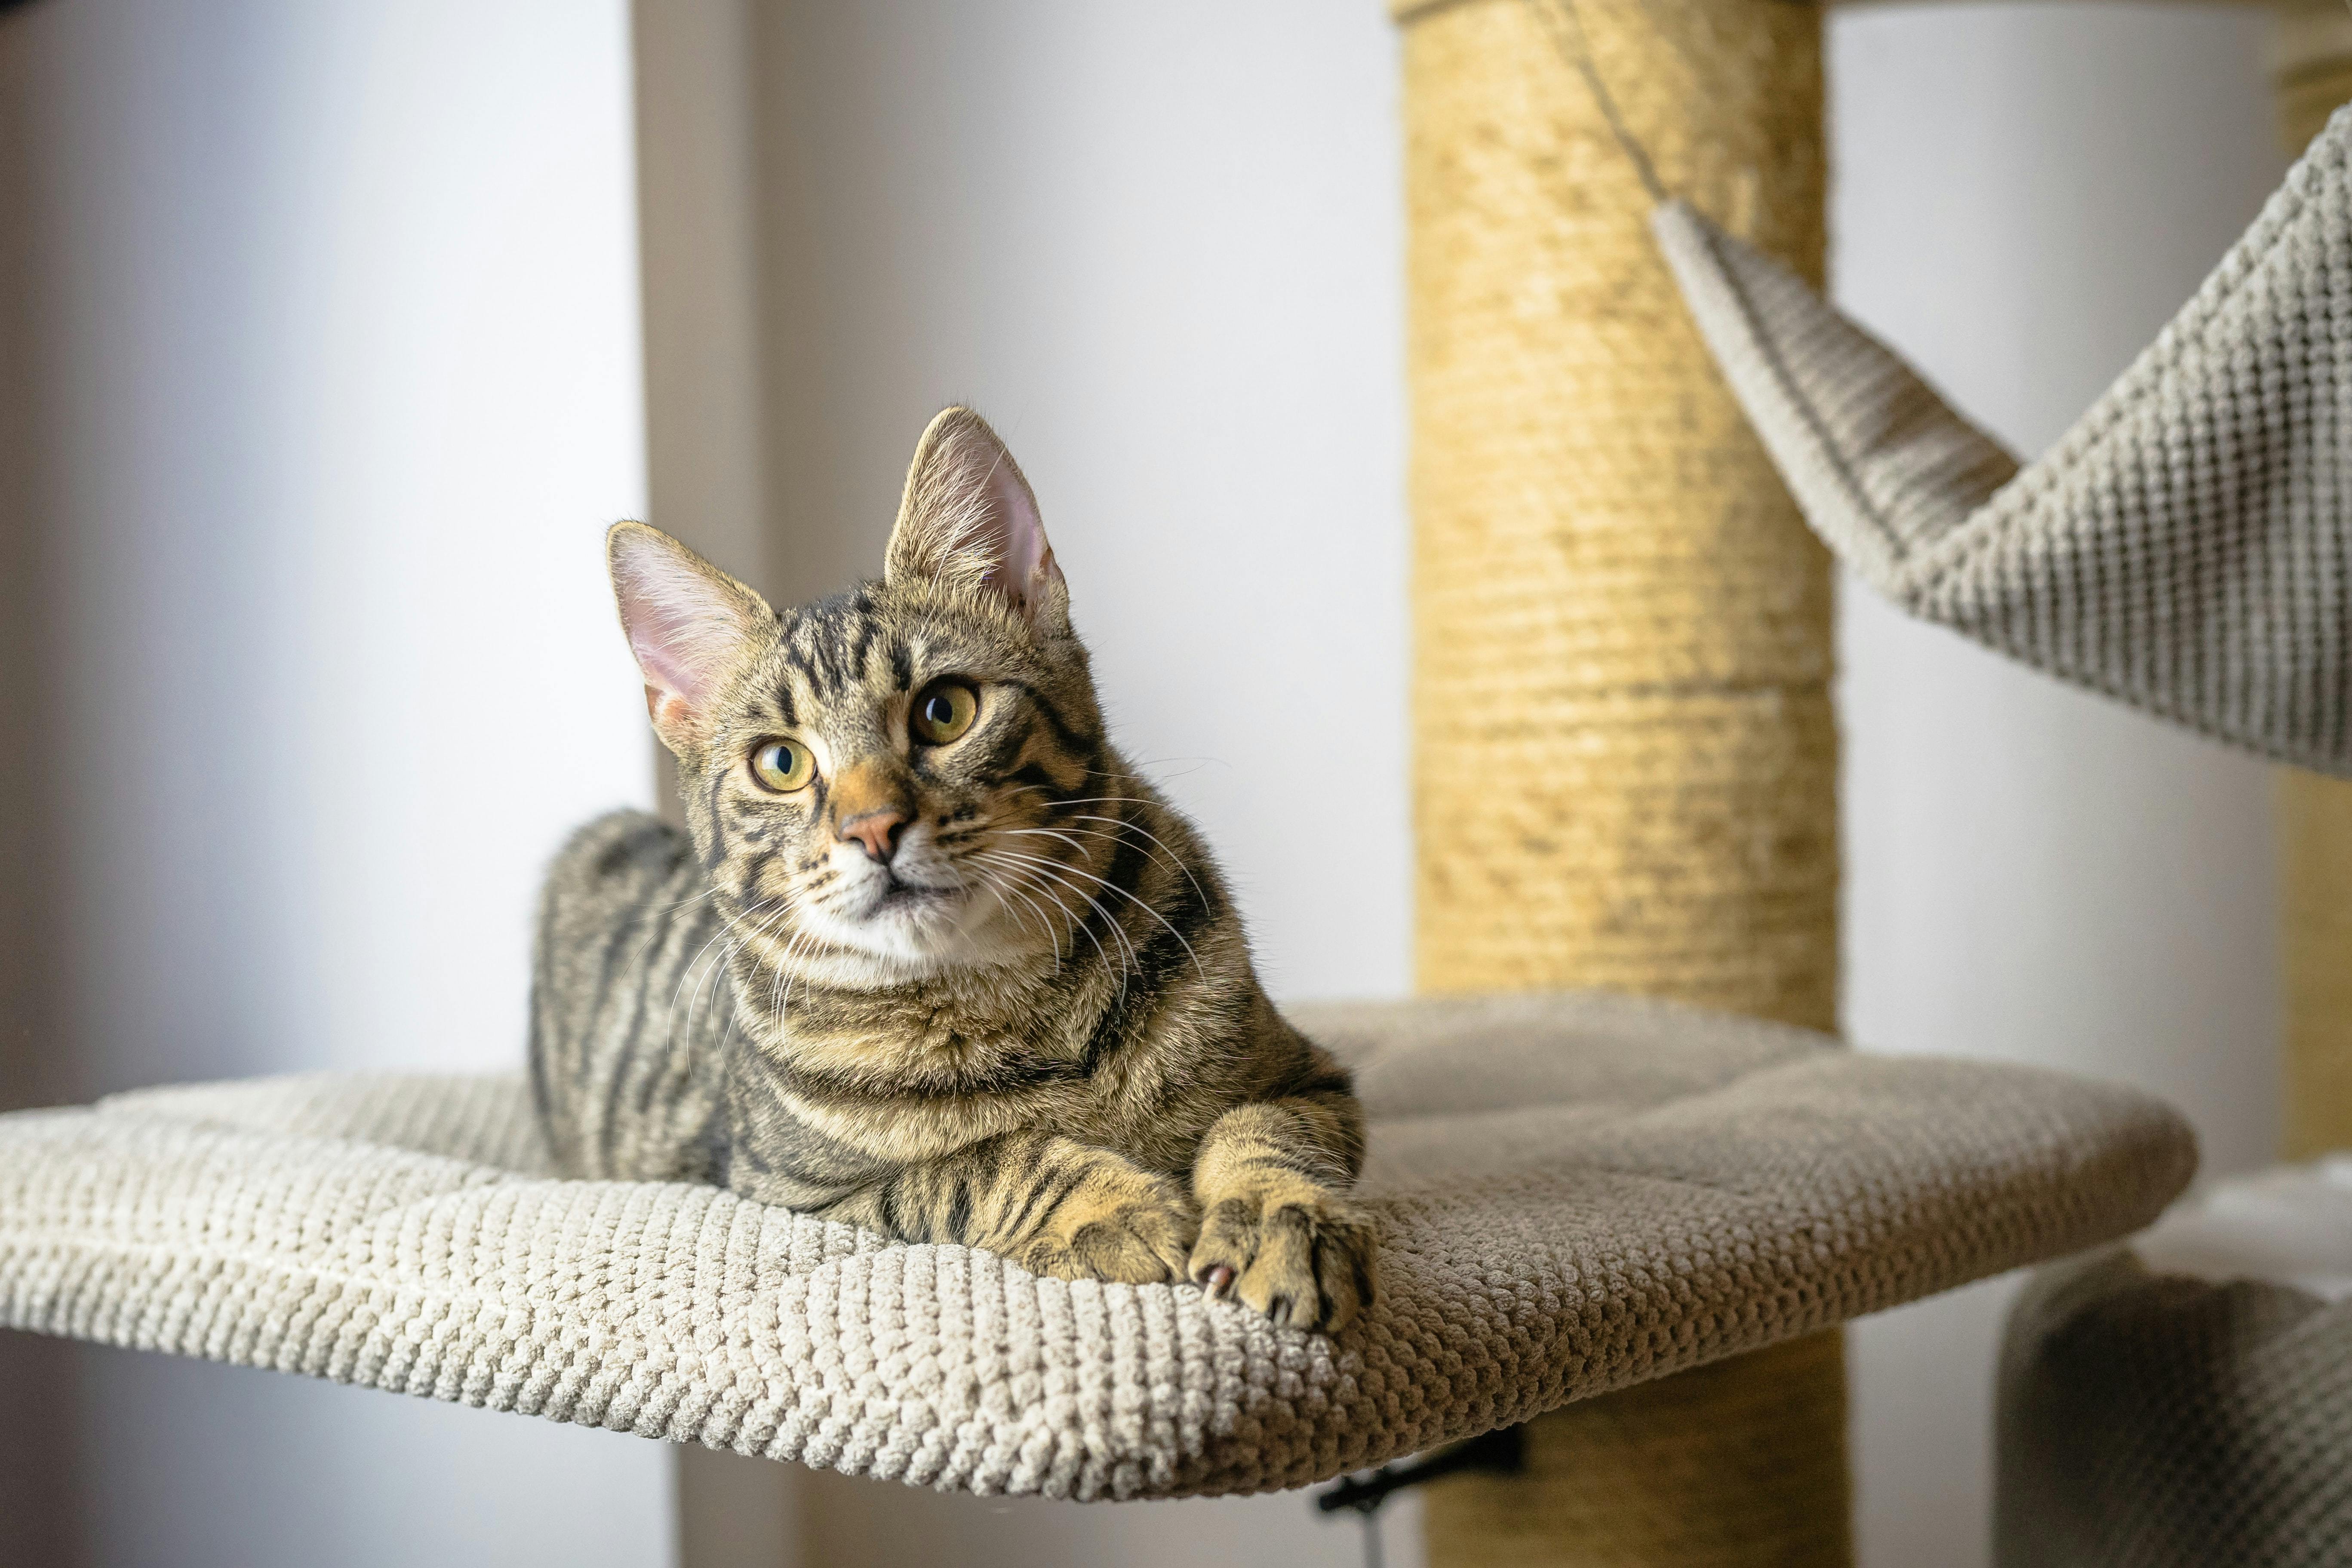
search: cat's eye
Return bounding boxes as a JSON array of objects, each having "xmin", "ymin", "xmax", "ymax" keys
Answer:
[
  {"xmin": 749, "ymin": 739, "xmax": 815, "ymax": 793},
  {"xmin": 911, "ymin": 681, "xmax": 978, "ymax": 746}
]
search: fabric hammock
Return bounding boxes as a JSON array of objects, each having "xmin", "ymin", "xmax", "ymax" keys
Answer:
[
  {"xmin": 2000, "ymin": 1237, "xmax": 2352, "ymax": 1566},
  {"xmin": 1654, "ymin": 104, "xmax": 2352, "ymax": 778},
  {"xmin": 0, "ymin": 994, "xmax": 2189, "ymax": 1499}
]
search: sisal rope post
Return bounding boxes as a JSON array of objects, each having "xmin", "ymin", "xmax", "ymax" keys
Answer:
[
  {"xmin": 2271, "ymin": 0, "xmax": 2352, "ymax": 1162},
  {"xmin": 1394, "ymin": 0, "xmax": 1850, "ymax": 1562},
  {"xmin": 2279, "ymin": 773, "xmax": 2352, "ymax": 1158}
]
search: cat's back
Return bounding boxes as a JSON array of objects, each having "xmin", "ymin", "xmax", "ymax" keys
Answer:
[{"xmin": 530, "ymin": 809, "xmax": 731, "ymax": 1184}]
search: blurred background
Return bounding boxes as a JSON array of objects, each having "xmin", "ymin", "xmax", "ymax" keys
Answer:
[{"xmin": 0, "ymin": 1, "xmax": 2288, "ymax": 1565}]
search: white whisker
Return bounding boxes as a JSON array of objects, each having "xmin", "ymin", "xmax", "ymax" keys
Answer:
[
  {"xmin": 999, "ymin": 816, "xmax": 1208, "ymax": 907},
  {"xmin": 715, "ymin": 897, "xmax": 799, "ymax": 1055},
  {"xmin": 1064, "ymin": 814, "xmax": 1209, "ymax": 905},
  {"xmin": 664, "ymin": 894, "xmax": 784, "ymax": 1068},
  {"xmin": 969, "ymin": 862, "xmax": 1062, "ymax": 972},
  {"xmin": 996, "ymin": 869, "xmax": 1069, "ymax": 969},
  {"xmin": 979, "ymin": 845, "xmax": 1207, "ymax": 983},
  {"xmin": 628, "ymin": 884, "xmax": 721, "ymax": 969},
  {"xmin": 972, "ymin": 849, "xmax": 1128, "ymax": 992},
  {"xmin": 975, "ymin": 847, "xmax": 1143, "ymax": 987}
]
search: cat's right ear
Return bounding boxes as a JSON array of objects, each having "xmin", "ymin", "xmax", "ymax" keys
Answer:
[{"xmin": 606, "ymin": 522, "xmax": 774, "ymax": 754}]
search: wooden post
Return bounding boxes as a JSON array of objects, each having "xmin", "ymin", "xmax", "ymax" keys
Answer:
[
  {"xmin": 1395, "ymin": 0, "xmax": 1851, "ymax": 1562},
  {"xmin": 2270, "ymin": 0, "xmax": 2352, "ymax": 1165}
]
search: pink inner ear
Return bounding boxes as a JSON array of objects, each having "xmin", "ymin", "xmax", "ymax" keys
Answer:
[
  {"xmin": 611, "ymin": 534, "xmax": 750, "ymax": 716},
  {"xmin": 627, "ymin": 615, "xmax": 705, "ymax": 704},
  {"xmin": 887, "ymin": 410, "xmax": 1067, "ymax": 617},
  {"xmin": 980, "ymin": 460, "xmax": 1051, "ymax": 600}
]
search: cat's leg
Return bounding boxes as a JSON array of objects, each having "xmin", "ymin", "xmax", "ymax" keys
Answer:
[
  {"xmin": 821, "ymin": 1132, "xmax": 1199, "ymax": 1285},
  {"xmin": 1186, "ymin": 1061, "xmax": 1377, "ymax": 1333}
]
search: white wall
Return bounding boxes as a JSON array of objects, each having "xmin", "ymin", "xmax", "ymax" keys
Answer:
[
  {"xmin": 747, "ymin": 0, "xmax": 1416, "ymax": 1010},
  {"xmin": 6, "ymin": 0, "xmax": 674, "ymax": 1563},
  {"xmin": 706, "ymin": 2, "xmax": 1416, "ymax": 1562},
  {"xmin": 1830, "ymin": 8, "xmax": 2285, "ymax": 1566}
]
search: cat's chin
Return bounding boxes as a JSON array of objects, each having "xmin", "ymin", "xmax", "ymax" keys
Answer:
[{"xmin": 803, "ymin": 885, "xmax": 1043, "ymax": 980}]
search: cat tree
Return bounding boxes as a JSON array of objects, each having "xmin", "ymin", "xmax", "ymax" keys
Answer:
[
  {"xmin": 1632, "ymin": 4, "xmax": 2352, "ymax": 1559},
  {"xmin": 1394, "ymin": 0, "xmax": 1849, "ymax": 1560},
  {"xmin": 3, "ymin": 2, "xmax": 2343, "ymax": 1557},
  {"xmin": 1395, "ymin": 0, "xmax": 2352, "ymax": 1563},
  {"xmin": 1991, "ymin": 18, "xmax": 2352, "ymax": 1564}
]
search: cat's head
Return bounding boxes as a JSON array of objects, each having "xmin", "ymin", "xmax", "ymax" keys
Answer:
[{"xmin": 606, "ymin": 407, "xmax": 1107, "ymax": 978}]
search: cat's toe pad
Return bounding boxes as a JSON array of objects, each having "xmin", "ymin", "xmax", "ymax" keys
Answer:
[
  {"xmin": 1024, "ymin": 1192, "xmax": 1199, "ymax": 1285},
  {"xmin": 1188, "ymin": 1187, "xmax": 1376, "ymax": 1333}
]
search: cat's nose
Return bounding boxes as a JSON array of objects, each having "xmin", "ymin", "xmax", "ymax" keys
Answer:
[
  {"xmin": 838, "ymin": 808, "xmax": 907, "ymax": 864},
  {"xmin": 832, "ymin": 756, "xmax": 916, "ymax": 863}
]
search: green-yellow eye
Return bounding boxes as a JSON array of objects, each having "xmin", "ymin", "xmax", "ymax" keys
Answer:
[
  {"xmin": 749, "ymin": 739, "xmax": 815, "ymax": 792},
  {"xmin": 911, "ymin": 681, "xmax": 978, "ymax": 746}
]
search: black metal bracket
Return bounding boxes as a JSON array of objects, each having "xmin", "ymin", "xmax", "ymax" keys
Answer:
[{"xmin": 1311, "ymin": 1424, "xmax": 1526, "ymax": 1518}]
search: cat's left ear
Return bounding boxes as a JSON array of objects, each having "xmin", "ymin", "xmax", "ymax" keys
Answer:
[{"xmin": 884, "ymin": 406, "xmax": 1069, "ymax": 635}]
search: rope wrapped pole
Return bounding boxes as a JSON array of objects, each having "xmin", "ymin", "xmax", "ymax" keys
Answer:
[
  {"xmin": 2280, "ymin": 773, "xmax": 2352, "ymax": 1158},
  {"xmin": 1394, "ymin": 0, "xmax": 1850, "ymax": 1562},
  {"xmin": 2271, "ymin": 0, "xmax": 2352, "ymax": 1162}
]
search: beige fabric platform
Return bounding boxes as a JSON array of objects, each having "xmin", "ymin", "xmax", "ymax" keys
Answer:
[{"xmin": 0, "ymin": 994, "xmax": 2193, "ymax": 1501}]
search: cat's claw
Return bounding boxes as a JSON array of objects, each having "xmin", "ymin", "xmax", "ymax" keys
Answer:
[{"xmin": 1188, "ymin": 1186, "xmax": 1376, "ymax": 1334}]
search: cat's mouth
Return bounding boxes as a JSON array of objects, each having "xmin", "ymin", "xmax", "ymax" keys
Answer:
[
  {"xmin": 844, "ymin": 865, "xmax": 968, "ymax": 924},
  {"xmin": 813, "ymin": 852, "xmax": 1021, "ymax": 969},
  {"xmin": 813, "ymin": 866, "xmax": 1004, "ymax": 969},
  {"xmin": 868, "ymin": 875, "xmax": 955, "ymax": 910}
]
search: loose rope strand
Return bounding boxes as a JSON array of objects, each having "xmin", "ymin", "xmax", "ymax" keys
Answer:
[{"xmin": 1528, "ymin": 0, "xmax": 1671, "ymax": 203}]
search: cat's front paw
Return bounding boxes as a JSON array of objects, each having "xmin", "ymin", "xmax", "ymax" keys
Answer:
[
  {"xmin": 1187, "ymin": 1182, "xmax": 1377, "ymax": 1333},
  {"xmin": 1019, "ymin": 1174, "xmax": 1200, "ymax": 1285}
]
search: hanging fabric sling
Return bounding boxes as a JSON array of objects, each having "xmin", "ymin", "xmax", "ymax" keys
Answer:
[{"xmin": 1654, "ymin": 103, "xmax": 2352, "ymax": 777}]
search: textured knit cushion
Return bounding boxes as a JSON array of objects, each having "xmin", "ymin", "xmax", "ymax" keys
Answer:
[
  {"xmin": 1996, "ymin": 1250, "xmax": 2352, "ymax": 1568},
  {"xmin": 1654, "ymin": 105, "xmax": 2352, "ymax": 777},
  {"xmin": 0, "ymin": 993, "xmax": 2192, "ymax": 1500}
]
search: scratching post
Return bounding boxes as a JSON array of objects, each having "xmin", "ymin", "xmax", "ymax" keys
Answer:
[
  {"xmin": 2272, "ymin": 0, "xmax": 2352, "ymax": 1162},
  {"xmin": 1394, "ymin": 0, "xmax": 1848, "ymax": 1562},
  {"xmin": 1421, "ymin": 1332, "xmax": 1851, "ymax": 1567},
  {"xmin": 2275, "ymin": 0, "xmax": 2352, "ymax": 158},
  {"xmin": 2281, "ymin": 773, "xmax": 2352, "ymax": 1157}
]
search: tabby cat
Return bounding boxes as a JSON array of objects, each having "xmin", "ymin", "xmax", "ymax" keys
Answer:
[{"xmin": 529, "ymin": 407, "xmax": 1376, "ymax": 1332}]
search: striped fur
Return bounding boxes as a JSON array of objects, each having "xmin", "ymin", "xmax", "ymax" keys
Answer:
[{"xmin": 530, "ymin": 408, "xmax": 1375, "ymax": 1332}]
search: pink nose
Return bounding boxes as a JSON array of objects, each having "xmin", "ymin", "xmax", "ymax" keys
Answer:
[{"xmin": 838, "ymin": 808, "xmax": 907, "ymax": 863}]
